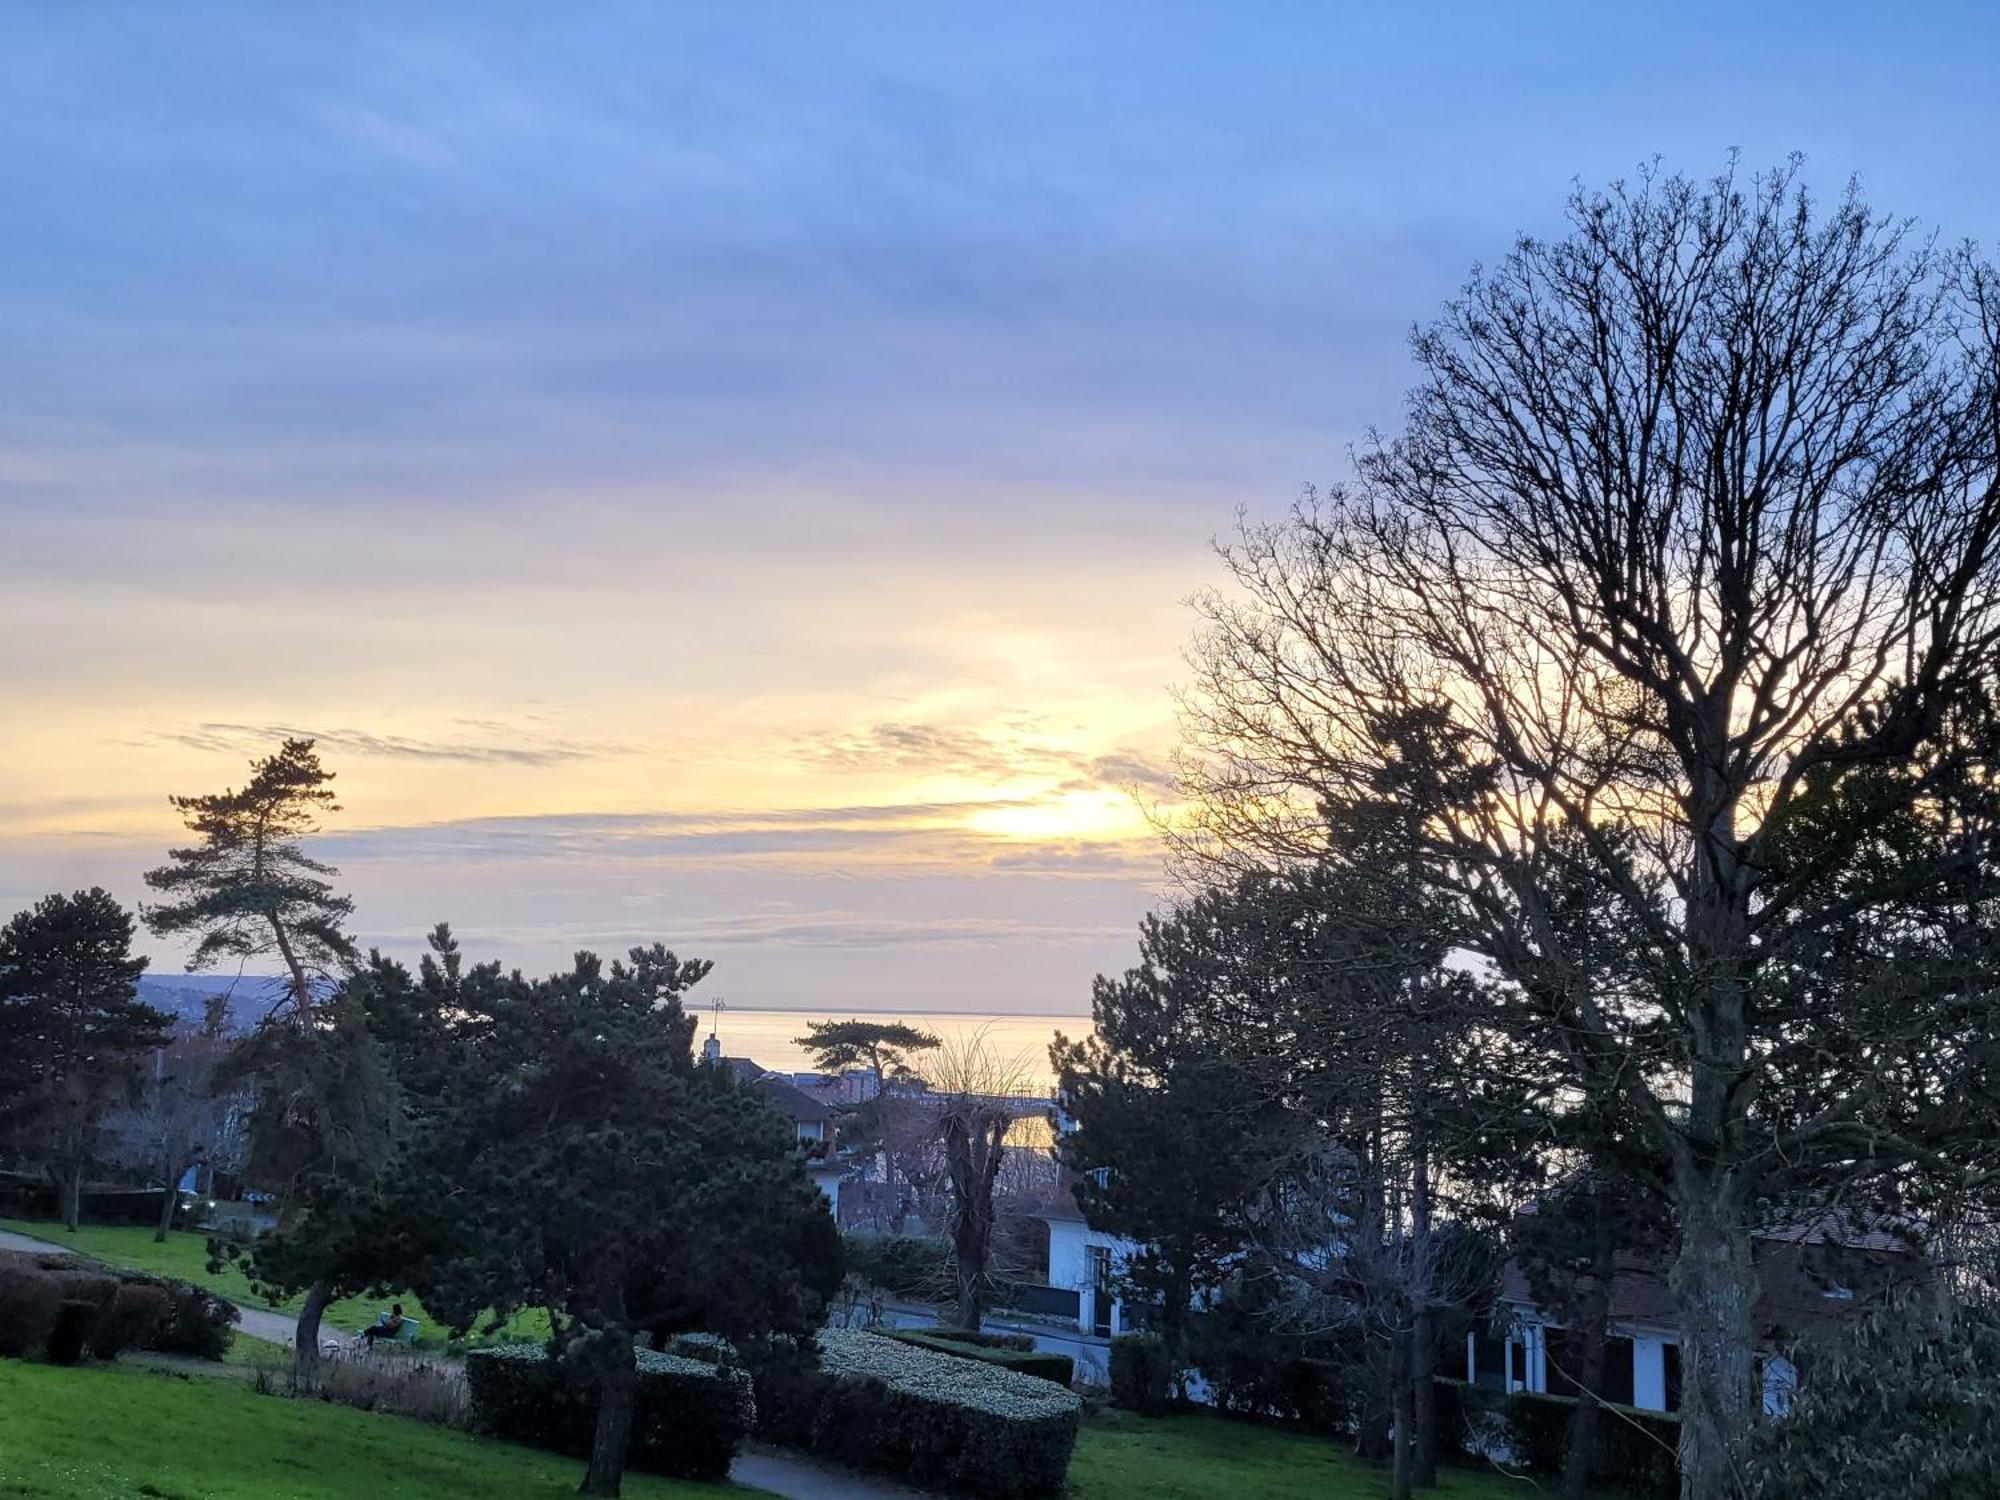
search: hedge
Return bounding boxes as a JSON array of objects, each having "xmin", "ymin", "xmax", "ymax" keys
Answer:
[
  {"xmin": 917, "ymin": 1325, "xmax": 1036, "ymax": 1352},
  {"xmin": 1109, "ymin": 1333, "xmax": 1175, "ymax": 1414},
  {"xmin": 0, "ymin": 1251, "xmax": 234, "ymax": 1363},
  {"xmin": 1433, "ymin": 1378, "xmax": 1679, "ymax": 1499},
  {"xmin": 764, "ymin": 1329, "xmax": 1081, "ymax": 1498},
  {"xmin": 884, "ymin": 1329, "xmax": 1074, "ymax": 1387},
  {"xmin": 465, "ymin": 1343, "xmax": 754, "ymax": 1481}
]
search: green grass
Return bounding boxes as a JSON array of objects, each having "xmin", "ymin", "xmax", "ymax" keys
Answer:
[
  {"xmin": 0, "ymin": 1358, "xmax": 739, "ymax": 1499},
  {"xmin": 0, "ymin": 1219, "xmax": 547, "ymax": 1346},
  {"xmin": 1070, "ymin": 1409, "xmax": 1542, "ymax": 1500}
]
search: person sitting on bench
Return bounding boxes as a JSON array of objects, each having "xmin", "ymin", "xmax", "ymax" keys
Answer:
[{"xmin": 361, "ymin": 1304, "xmax": 407, "ymax": 1344}]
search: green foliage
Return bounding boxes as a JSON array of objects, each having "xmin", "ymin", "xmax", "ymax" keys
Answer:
[
  {"xmin": 465, "ymin": 1343, "xmax": 754, "ymax": 1481},
  {"xmin": 1462, "ymin": 1384, "xmax": 1677, "ymax": 1499},
  {"xmin": 0, "ymin": 1258, "xmax": 63, "ymax": 1358},
  {"xmin": 1110, "ymin": 1332, "xmax": 1175, "ymax": 1415},
  {"xmin": 88, "ymin": 1281, "xmax": 168, "ymax": 1359},
  {"xmin": 0, "ymin": 889, "xmax": 169, "ymax": 1224},
  {"xmin": 140, "ymin": 1275, "xmax": 238, "ymax": 1359},
  {"xmin": 1743, "ymin": 1298, "xmax": 2000, "ymax": 1500},
  {"xmin": 795, "ymin": 1018, "xmax": 942, "ymax": 1079},
  {"xmin": 884, "ymin": 1328, "xmax": 1074, "ymax": 1385},
  {"xmin": 914, "ymin": 1323, "xmax": 1035, "ymax": 1352},
  {"xmin": 769, "ymin": 1329, "xmax": 1081, "ymax": 1499},
  {"xmin": 843, "ymin": 1232, "xmax": 951, "ymax": 1297},
  {"xmin": 141, "ymin": 736, "xmax": 356, "ymax": 1011}
]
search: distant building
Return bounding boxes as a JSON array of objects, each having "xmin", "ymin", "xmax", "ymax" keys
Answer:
[{"xmin": 702, "ymin": 1033, "xmax": 846, "ymax": 1209}]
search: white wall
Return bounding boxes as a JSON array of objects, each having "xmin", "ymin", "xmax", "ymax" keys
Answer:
[
  {"xmin": 1632, "ymin": 1334, "xmax": 1670, "ymax": 1412},
  {"xmin": 1046, "ymin": 1218, "xmax": 1144, "ymax": 1334}
]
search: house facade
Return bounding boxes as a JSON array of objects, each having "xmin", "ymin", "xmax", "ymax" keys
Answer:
[{"xmin": 1479, "ymin": 1218, "xmax": 1929, "ymax": 1417}]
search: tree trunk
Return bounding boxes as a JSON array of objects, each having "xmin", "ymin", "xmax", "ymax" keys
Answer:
[
  {"xmin": 154, "ymin": 1158, "xmax": 184, "ymax": 1243},
  {"xmin": 1561, "ymin": 1203, "xmax": 1619, "ymax": 1500},
  {"xmin": 293, "ymin": 1278, "xmax": 331, "ymax": 1387},
  {"xmin": 1410, "ymin": 1308, "xmax": 1437, "ymax": 1489},
  {"xmin": 62, "ymin": 1159, "xmax": 83, "ymax": 1232},
  {"xmin": 945, "ymin": 1110, "xmax": 1003, "ymax": 1330},
  {"xmin": 1389, "ymin": 1321, "xmax": 1414, "ymax": 1500},
  {"xmin": 1670, "ymin": 1188, "xmax": 1757, "ymax": 1500},
  {"xmin": 581, "ymin": 1340, "xmax": 637, "ymax": 1497}
]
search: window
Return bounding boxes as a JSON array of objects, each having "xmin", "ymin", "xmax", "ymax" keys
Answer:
[
  {"xmin": 1663, "ymin": 1342, "xmax": 1683, "ymax": 1413},
  {"xmin": 1509, "ymin": 1336, "xmax": 1528, "ymax": 1390},
  {"xmin": 1601, "ymin": 1336, "xmax": 1635, "ymax": 1406},
  {"xmin": 1472, "ymin": 1333, "xmax": 1507, "ymax": 1389}
]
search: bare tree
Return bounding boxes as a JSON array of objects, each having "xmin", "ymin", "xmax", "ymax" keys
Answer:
[
  {"xmin": 109, "ymin": 1002, "xmax": 245, "ymax": 1241},
  {"xmin": 928, "ymin": 1029, "xmax": 1038, "ymax": 1329},
  {"xmin": 1179, "ymin": 161, "xmax": 2000, "ymax": 1500}
]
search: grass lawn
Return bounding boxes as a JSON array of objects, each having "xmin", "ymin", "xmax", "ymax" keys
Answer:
[
  {"xmin": 0, "ymin": 1358, "xmax": 737, "ymax": 1499},
  {"xmin": 0, "ymin": 1219, "xmax": 548, "ymax": 1346},
  {"xmin": 1070, "ymin": 1409, "xmax": 1539, "ymax": 1500}
]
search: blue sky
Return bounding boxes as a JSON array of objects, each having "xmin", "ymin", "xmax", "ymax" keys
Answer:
[{"xmin": 4, "ymin": 2, "xmax": 1997, "ymax": 1012}]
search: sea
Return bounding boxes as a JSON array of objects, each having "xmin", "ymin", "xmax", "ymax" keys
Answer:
[{"xmin": 701, "ymin": 1007, "xmax": 1094, "ymax": 1086}]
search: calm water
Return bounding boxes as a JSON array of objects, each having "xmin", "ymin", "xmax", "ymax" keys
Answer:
[{"xmin": 698, "ymin": 1007, "xmax": 1094, "ymax": 1086}]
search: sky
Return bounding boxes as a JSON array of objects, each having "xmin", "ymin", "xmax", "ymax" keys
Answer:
[{"xmin": 4, "ymin": 2, "xmax": 1999, "ymax": 1013}]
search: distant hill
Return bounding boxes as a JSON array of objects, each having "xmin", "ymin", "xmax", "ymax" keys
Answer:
[{"xmin": 136, "ymin": 974, "xmax": 289, "ymax": 1034}]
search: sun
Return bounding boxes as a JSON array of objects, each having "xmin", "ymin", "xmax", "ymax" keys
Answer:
[{"xmin": 964, "ymin": 789, "xmax": 1149, "ymax": 843}]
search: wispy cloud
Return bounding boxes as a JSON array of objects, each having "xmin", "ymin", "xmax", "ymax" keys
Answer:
[
  {"xmin": 801, "ymin": 719, "xmax": 1175, "ymax": 795},
  {"xmin": 146, "ymin": 721, "xmax": 622, "ymax": 768}
]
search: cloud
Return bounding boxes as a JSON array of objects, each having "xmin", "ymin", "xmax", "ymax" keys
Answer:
[
  {"xmin": 147, "ymin": 721, "xmax": 621, "ymax": 767},
  {"xmin": 317, "ymin": 801, "xmax": 1035, "ymax": 865},
  {"xmin": 801, "ymin": 720, "xmax": 1176, "ymax": 796}
]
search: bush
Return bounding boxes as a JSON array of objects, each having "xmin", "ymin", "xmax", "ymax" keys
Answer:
[
  {"xmin": 1744, "ymin": 1298, "xmax": 2000, "ymax": 1500},
  {"xmin": 91, "ymin": 1282, "xmax": 170, "ymax": 1360},
  {"xmin": 1500, "ymin": 1388, "xmax": 1679, "ymax": 1499},
  {"xmin": 843, "ymin": 1234, "xmax": 950, "ymax": 1299},
  {"xmin": 143, "ymin": 1278, "xmax": 238, "ymax": 1360},
  {"xmin": 46, "ymin": 1300, "xmax": 98, "ymax": 1365},
  {"xmin": 664, "ymin": 1331, "xmax": 741, "ymax": 1366},
  {"xmin": 0, "ymin": 1260, "xmax": 62, "ymax": 1359},
  {"xmin": 743, "ymin": 1334, "xmax": 831, "ymax": 1445},
  {"xmin": 919, "ymin": 1325, "xmax": 1036, "ymax": 1352},
  {"xmin": 466, "ymin": 1343, "xmax": 754, "ymax": 1481},
  {"xmin": 1110, "ymin": 1333, "xmax": 1174, "ymax": 1415},
  {"xmin": 798, "ymin": 1329, "xmax": 1082, "ymax": 1499},
  {"xmin": 884, "ymin": 1329, "xmax": 1074, "ymax": 1386}
]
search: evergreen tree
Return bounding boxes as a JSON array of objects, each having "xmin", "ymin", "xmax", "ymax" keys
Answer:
[
  {"xmin": 0, "ymin": 889, "xmax": 170, "ymax": 1230},
  {"xmin": 412, "ymin": 943, "xmax": 840, "ymax": 1497},
  {"xmin": 143, "ymin": 737, "xmax": 356, "ymax": 1019}
]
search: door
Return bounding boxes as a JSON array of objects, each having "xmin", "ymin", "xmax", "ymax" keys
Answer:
[{"xmin": 1088, "ymin": 1245, "xmax": 1113, "ymax": 1337}]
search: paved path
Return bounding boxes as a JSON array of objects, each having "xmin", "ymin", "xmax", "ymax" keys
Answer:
[{"xmin": 733, "ymin": 1447, "xmax": 937, "ymax": 1499}]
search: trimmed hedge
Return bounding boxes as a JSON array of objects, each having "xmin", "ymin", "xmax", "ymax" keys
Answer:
[
  {"xmin": 764, "ymin": 1329, "xmax": 1081, "ymax": 1498},
  {"xmin": 664, "ymin": 1331, "xmax": 741, "ymax": 1366},
  {"xmin": 1110, "ymin": 1333, "xmax": 1174, "ymax": 1415},
  {"xmin": 885, "ymin": 1329, "xmax": 1074, "ymax": 1387},
  {"xmin": 918, "ymin": 1325, "xmax": 1036, "ymax": 1353},
  {"xmin": 892, "ymin": 1336, "xmax": 1080, "ymax": 1392},
  {"xmin": 465, "ymin": 1343, "xmax": 754, "ymax": 1481},
  {"xmin": 0, "ymin": 1250, "xmax": 233, "ymax": 1364}
]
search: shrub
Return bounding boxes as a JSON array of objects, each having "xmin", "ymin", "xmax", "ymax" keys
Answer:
[
  {"xmin": 1499, "ymin": 1388, "xmax": 1679, "ymax": 1499},
  {"xmin": 884, "ymin": 1329, "xmax": 1074, "ymax": 1386},
  {"xmin": 143, "ymin": 1278, "xmax": 238, "ymax": 1359},
  {"xmin": 664, "ymin": 1331, "xmax": 741, "ymax": 1366},
  {"xmin": 1744, "ymin": 1298, "xmax": 2000, "ymax": 1500},
  {"xmin": 743, "ymin": 1334, "xmax": 831, "ymax": 1445},
  {"xmin": 91, "ymin": 1282, "xmax": 170, "ymax": 1360},
  {"xmin": 843, "ymin": 1234, "xmax": 951, "ymax": 1299},
  {"xmin": 0, "ymin": 1261, "xmax": 62, "ymax": 1359},
  {"xmin": 918, "ymin": 1325, "xmax": 1036, "ymax": 1353},
  {"xmin": 801, "ymin": 1329, "xmax": 1082, "ymax": 1499},
  {"xmin": 466, "ymin": 1343, "xmax": 754, "ymax": 1481},
  {"xmin": 1109, "ymin": 1333, "xmax": 1174, "ymax": 1415},
  {"xmin": 319, "ymin": 1351, "xmax": 472, "ymax": 1429}
]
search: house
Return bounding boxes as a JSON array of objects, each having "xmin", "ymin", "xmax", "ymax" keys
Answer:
[
  {"xmin": 702, "ymin": 1034, "xmax": 847, "ymax": 1208},
  {"xmin": 1040, "ymin": 1166, "xmax": 1145, "ymax": 1337},
  {"xmin": 1477, "ymin": 1213, "xmax": 1932, "ymax": 1416}
]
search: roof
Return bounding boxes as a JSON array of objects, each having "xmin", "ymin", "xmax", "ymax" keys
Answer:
[{"xmin": 1501, "ymin": 1219, "xmax": 1932, "ymax": 1342}]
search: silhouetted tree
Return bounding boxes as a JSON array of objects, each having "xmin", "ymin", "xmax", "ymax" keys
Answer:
[
  {"xmin": 1180, "ymin": 161, "xmax": 2000, "ymax": 1499},
  {"xmin": 0, "ymin": 889, "xmax": 168, "ymax": 1231}
]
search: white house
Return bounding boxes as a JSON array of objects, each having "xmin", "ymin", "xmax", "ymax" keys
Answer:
[
  {"xmin": 1480, "ymin": 1216, "xmax": 1928, "ymax": 1418},
  {"xmin": 1040, "ymin": 1168, "xmax": 1146, "ymax": 1338}
]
